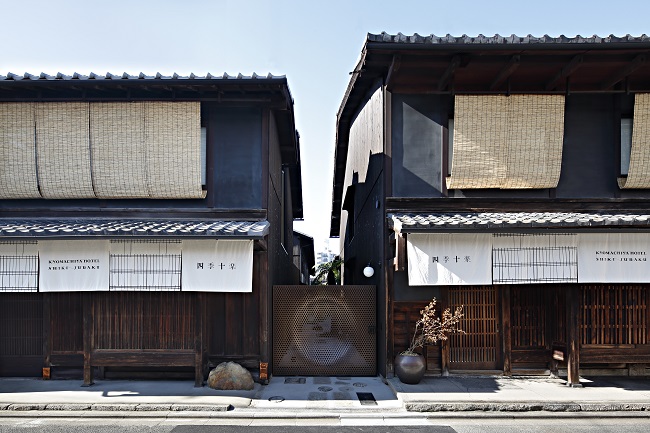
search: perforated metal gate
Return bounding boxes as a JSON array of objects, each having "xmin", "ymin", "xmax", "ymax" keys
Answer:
[{"xmin": 273, "ymin": 285, "xmax": 376, "ymax": 376}]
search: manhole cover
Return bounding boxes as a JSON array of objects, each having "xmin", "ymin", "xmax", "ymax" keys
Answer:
[
  {"xmin": 338, "ymin": 386, "xmax": 353, "ymax": 392},
  {"xmin": 353, "ymin": 382, "xmax": 367, "ymax": 388},
  {"xmin": 318, "ymin": 386, "xmax": 333, "ymax": 392},
  {"xmin": 268, "ymin": 396, "xmax": 285, "ymax": 402}
]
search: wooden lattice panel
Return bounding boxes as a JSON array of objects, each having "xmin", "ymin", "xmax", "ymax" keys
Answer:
[
  {"xmin": 449, "ymin": 286, "xmax": 498, "ymax": 369},
  {"xmin": 581, "ymin": 285, "xmax": 648, "ymax": 345}
]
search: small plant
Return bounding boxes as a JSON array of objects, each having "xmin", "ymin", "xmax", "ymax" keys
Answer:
[
  {"xmin": 401, "ymin": 298, "xmax": 464, "ymax": 356},
  {"xmin": 312, "ymin": 256, "xmax": 342, "ymax": 285}
]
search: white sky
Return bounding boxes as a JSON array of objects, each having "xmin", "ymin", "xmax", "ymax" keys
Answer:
[{"xmin": 3, "ymin": 0, "xmax": 649, "ymax": 256}]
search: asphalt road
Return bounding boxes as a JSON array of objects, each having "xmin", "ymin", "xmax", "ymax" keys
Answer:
[{"xmin": 2, "ymin": 417, "xmax": 650, "ymax": 433}]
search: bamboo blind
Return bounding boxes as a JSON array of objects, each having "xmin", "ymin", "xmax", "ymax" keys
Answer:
[
  {"xmin": 0, "ymin": 103, "xmax": 41, "ymax": 198},
  {"xmin": 35, "ymin": 102, "xmax": 95, "ymax": 198},
  {"xmin": 503, "ymin": 95, "xmax": 565, "ymax": 188},
  {"xmin": 90, "ymin": 102, "xmax": 149, "ymax": 198},
  {"xmin": 618, "ymin": 94, "xmax": 650, "ymax": 189},
  {"xmin": 447, "ymin": 95, "xmax": 565, "ymax": 189},
  {"xmin": 145, "ymin": 101, "xmax": 204, "ymax": 198},
  {"xmin": 447, "ymin": 96, "xmax": 509, "ymax": 189}
]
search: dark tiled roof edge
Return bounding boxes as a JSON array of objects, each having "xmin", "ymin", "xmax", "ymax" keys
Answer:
[
  {"xmin": 0, "ymin": 72, "xmax": 286, "ymax": 81},
  {"xmin": 389, "ymin": 212, "xmax": 650, "ymax": 232},
  {"xmin": 367, "ymin": 32, "xmax": 650, "ymax": 45},
  {"xmin": 0, "ymin": 219, "xmax": 270, "ymax": 238}
]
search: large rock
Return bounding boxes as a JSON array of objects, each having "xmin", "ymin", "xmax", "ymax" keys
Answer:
[{"xmin": 207, "ymin": 362, "xmax": 254, "ymax": 390}]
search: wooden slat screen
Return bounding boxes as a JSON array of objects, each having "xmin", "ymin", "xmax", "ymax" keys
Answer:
[
  {"xmin": 449, "ymin": 286, "xmax": 498, "ymax": 368},
  {"xmin": 511, "ymin": 287, "xmax": 546, "ymax": 349},
  {"xmin": 50, "ymin": 293, "xmax": 83, "ymax": 353},
  {"xmin": 581, "ymin": 284, "xmax": 648, "ymax": 345},
  {"xmin": 92, "ymin": 292, "xmax": 195, "ymax": 350},
  {"xmin": 0, "ymin": 293, "xmax": 43, "ymax": 376}
]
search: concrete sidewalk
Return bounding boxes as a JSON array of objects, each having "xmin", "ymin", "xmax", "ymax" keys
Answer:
[{"xmin": 1, "ymin": 375, "xmax": 650, "ymax": 416}]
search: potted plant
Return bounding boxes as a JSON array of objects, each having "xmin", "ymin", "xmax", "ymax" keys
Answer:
[{"xmin": 395, "ymin": 298, "xmax": 464, "ymax": 384}]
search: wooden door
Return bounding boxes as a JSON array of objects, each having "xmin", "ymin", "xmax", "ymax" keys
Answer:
[{"xmin": 448, "ymin": 286, "xmax": 499, "ymax": 370}]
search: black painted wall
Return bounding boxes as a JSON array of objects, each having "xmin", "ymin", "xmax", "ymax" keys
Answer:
[
  {"xmin": 209, "ymin": 106, "xmax": 263, "ymax": 209},
  {"xmin": 390, "ymin": 93, "xmax": 650, "ymax": 201}
]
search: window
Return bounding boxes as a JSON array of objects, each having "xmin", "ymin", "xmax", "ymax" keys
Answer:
[
  {"xmin": 201, "ymin": 126, "xmax": 207, "ymax": 186},
  {"xmin": 447, "ymin": 118, "xmax": 454, "ymax": 177},
  {"xmin": 620, "ymin": 118, "xmax": 633, "ymax": 176}
]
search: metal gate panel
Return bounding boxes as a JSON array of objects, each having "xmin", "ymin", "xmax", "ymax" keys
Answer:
[{"xmin": 273, "ymin": 285, "xmax": 376, "ymax": 376}]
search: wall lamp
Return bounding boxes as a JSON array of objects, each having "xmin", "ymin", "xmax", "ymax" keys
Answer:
[{"xmin": 363, "ymin": 263, "xmax": 375, "ymax": 278}]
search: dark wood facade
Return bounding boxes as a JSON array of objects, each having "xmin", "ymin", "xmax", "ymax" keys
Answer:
[
  {"xmin": 0, "ymin": 74, "xmax": 304, "ymax": 384},
  {"xmin": 331, "ymin": 33, "xmax": 650, "ymax": 381}
]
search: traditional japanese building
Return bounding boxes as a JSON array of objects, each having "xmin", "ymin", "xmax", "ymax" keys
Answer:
[
  {"xmin": 331, "ymin": 33, "xmax": 650, "ymax": 384},
  {"xmin": 0, "ymin": 71, "xmax": 304, "ymax": 385}
]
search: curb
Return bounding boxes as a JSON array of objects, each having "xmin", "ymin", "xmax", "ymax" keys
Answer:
[
  {"xmin": 1, "ymin": 403, "xmax": 232, "ymax": 412},
  {"xmin": 405, "ymin": 402, "xmax": 650, "ymax": 412}
]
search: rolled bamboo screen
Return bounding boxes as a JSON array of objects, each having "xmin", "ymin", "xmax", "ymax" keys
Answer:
[
  {"xmin": 503, "ymin": 95, "xmax": 565, "ymax": 188},
  {"xmin": 35, "ymin": 102, "xmax": 95, "ymax": 198},
  {"xmin": 0, "ymin": 103, "xmax": 41, "ymax": 198},
  {"xmin": 447, "ymin": 95, "xmax": 565, "ymax": 190},
  {"xmin": 90, "ymin": 102, "xmax": 148, "ymax": 198},
  {"xmin": 446, "ymin": 96, "xmax": 509, "ymax": 189},
  {"xmin": 145, "ymin": 102, "xmax": 204, "ymax": 198},
  {"xmin": 618, "ymin": 93, "xmax": 650, "ymax": 189}
]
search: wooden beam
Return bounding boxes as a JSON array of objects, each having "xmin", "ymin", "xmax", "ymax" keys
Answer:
[
  {"xmin": 545, "ymin": 54, "xmax": 583, "ymax": 91},
  {"xmin": 490, "ymin": 55, "xmax": 520, "ymax": 90},
  {"xmin": 600, "ymin": 54, "xmax": 647, "ymax": 90},
  {"xmin": 438, "ymin": 56, "xmax": 461, "ymax": 91},
  {"xmin": 385, "ymin": 55, "xmax": 401, "ymax": 91}
]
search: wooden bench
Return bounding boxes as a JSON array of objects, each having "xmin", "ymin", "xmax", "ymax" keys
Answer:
[{"xmin": 87, "ymin": 349, "xmax": 203, "ymax": 387}]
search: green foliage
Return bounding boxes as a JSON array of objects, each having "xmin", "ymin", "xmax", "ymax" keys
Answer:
[{"xmin": 312, "ymin": 257, "xmax": 342, "ymax": 285}]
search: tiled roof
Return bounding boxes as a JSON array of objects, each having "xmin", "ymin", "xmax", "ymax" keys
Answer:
[
  {"xmin": 389, "ymin": 212, "xmax": 650, "ymax": 232},
  {"xmin": 0, "ymin": 72, "xmax": 285, "ymax": 81},
  {"xmin": 0, "ymin": 219, "xmax": 269, "ymax": 238},
  {"xmin": 368, "ymin": 32, "xmax": 650, "ymax": 45}
]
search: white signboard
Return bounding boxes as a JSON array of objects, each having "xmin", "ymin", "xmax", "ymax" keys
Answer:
[
  {"xmin": 181, "ymin": 240, "xmax": 253, "ymax": 292},
  {"xmin": 39, "ymin": 240, "xmax": 110, "ymax": 292},
  {"xmin": 407, "ymin": 233, "xmax": 492, "ymax": 286},
  {"xmin": 493, "ymin": 233, "xmax": 578, "ymax": 284},
  {"xmin": 578, "ymin": 233, "xmax": 650, "ymax": 283}
]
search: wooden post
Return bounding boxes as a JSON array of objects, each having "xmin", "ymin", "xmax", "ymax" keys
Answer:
[
  {"xmin": 42, "ymin": 293, "xmax": 51, "ymax": 376},
  {"xmin": 502, "ymin": 286, "xmax": 512, "ymax": 376},
  {"xmin": 194, "ymin": 292, "xmax": 204, "ymax": 387},
  {"xmin": 566, "ymin": 285, "xmax": 582, "ymax": 387},
  {"xmin": 257, "ymin": 251, "xmax": 270, "ymax": 383},
  {"xmin": 441, "ymin": 287, "xmax": 450, "ymax": 376},
  {"xmin": 82, "ymin": 293, "xmax": 94, "ymax": 387}
]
